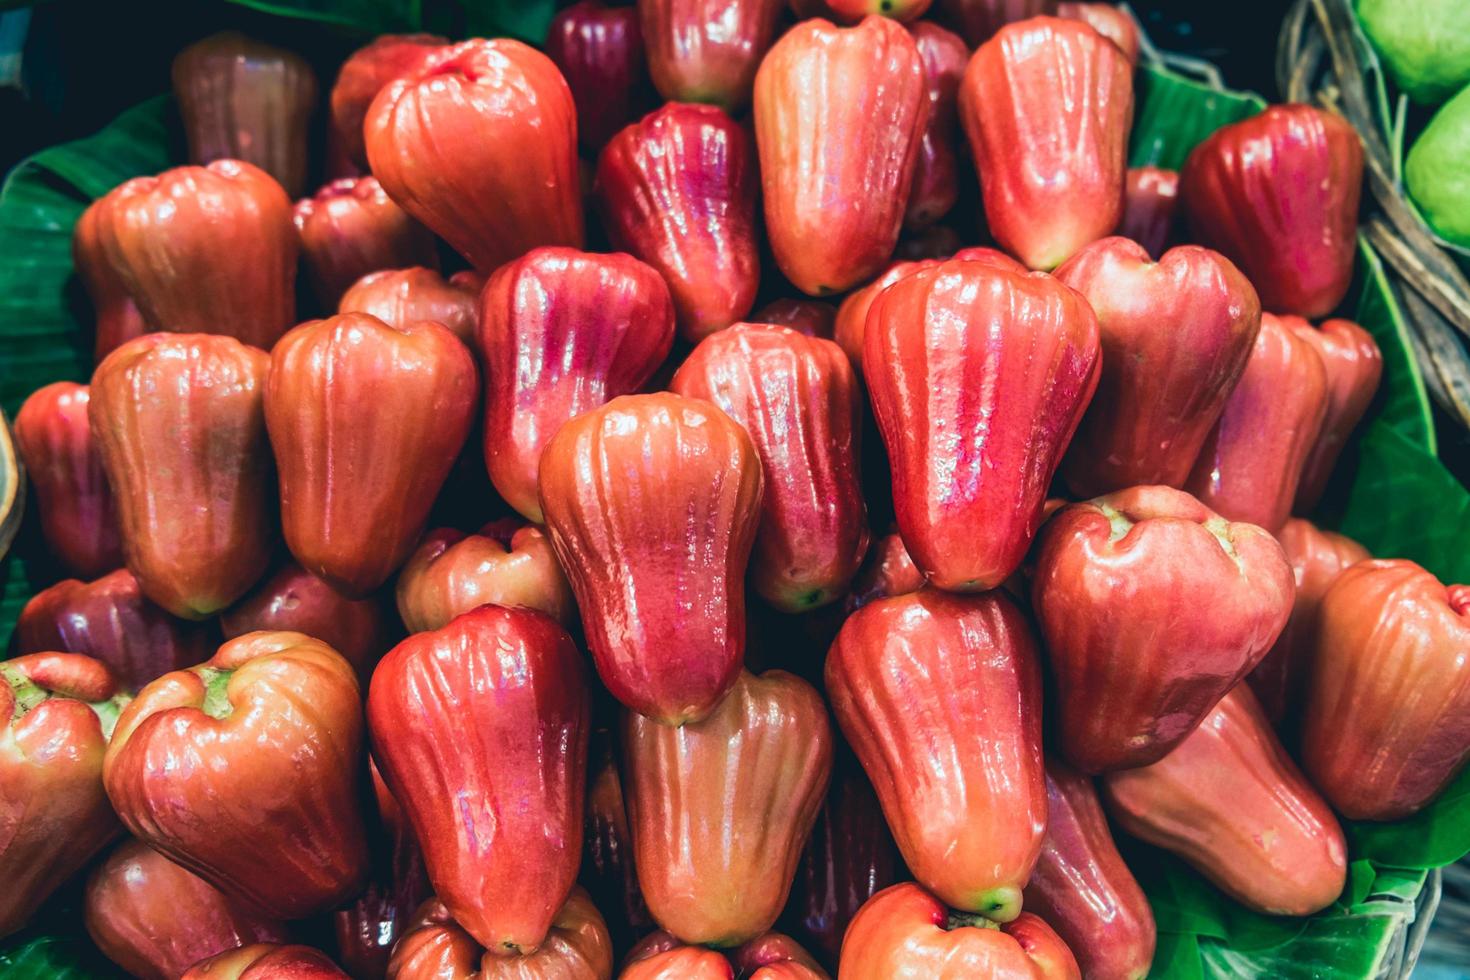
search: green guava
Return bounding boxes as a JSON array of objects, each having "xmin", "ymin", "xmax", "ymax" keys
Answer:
[
  {"xmin": 1358, "ymin": 0, "xmax": 1470, "ymax": 104},
  {"xmin": 1406, "ymin": 84, "xmax": 1470, "ymax": 248}
]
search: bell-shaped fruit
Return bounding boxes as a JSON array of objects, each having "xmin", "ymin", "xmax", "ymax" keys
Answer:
[
  {"xmin": 1292, "ymin": 318, "xmax": 1383, "ymax": 510},
  {"xmin": 182, "ymin": 944, "xmax": 351, "ymax": 980},
  {"xmin": 1023, "ymin": 759, "xmax": 1155, "ymax": 980},
  {"xmin": 171, "ymin": 32, "xmax": 317, "ymax": 196},
  {"xmin": 826, "ymin": 589, "xmax": 1046, "ymax": 920},
  {"xmin": 1302, "ymin": 559, "xmax": 1470, "ymax": 820},
  {"xmin": 840, "ymin": 884, "xmax": 1081, "ymax": 980},
  {"xmin": 1103, "ymin": 686, "xmax": 1347, "ymax": 916},
  {"xmin": 936, "ymin": 0, "xmax": 1057, "ymax": 46},
  {"xmin": 1185, "ymin": 312, "xmax": 1329, "ymax": 532},
  {"xmin": 14, "ymin": 569, "xmax": 212, "ymax": 690},
  {"xmin": 624, "ymin": 669, "xmax": 833, "ymax": 946},
  {"xmin": 1180, "ymin": 104, "xmax": 1365, "ymax": 319},
  {"xmin": 338, "ymin": 266, "xmax": 480, "ymax": 344},
  {"xmin": 104, "ymin": 633, "xmax": 369, "ymax": 918},
  {"xmin": 844, "ymin": 530, "xmax": 927, "ymax": 612},
  {"xmin": 1057, "ymin": 2, "xmax": 1141, "ymax": 62},
  {"xmin": 621, "ymin": 944, "xmax": 733, "ymax": 980},
  {"xmin": 73, "ymin": 197, "xmax": 147, "ymax": 362},
  {"xmin": 548, "ymin": 1, "xmax": 651, "ymax": 151},
  {"xmin": 90, "ymin": 333, "xmax": 275, "ymax": 619},
  {"xmin": 397, "ymin": 521, "xmax": 575, "ymax": 632},
  {"xmin": 1032, "ymin": 486, "xmax": 1294, "ymax": 772},
  {"xmin": 94, "ymin": 161, "xmax": 297, "ymax": 348},
  {"xmin": 365, "ymin": 39, "xmax": 584, "ymax": 274},
  {"xmin": 13, "ymin": 381, "xmax": 123, "ymax": 577},
  {"xmin": 598, "ymin": 103, "xmax": 759, "ymax": 341},
  {"xmin": 754, "ymin": 16, "xmax": 929, "ymax": 295},
  {"xmin": 864, "ymin": 259, "xmax": 1100, "ymax": 591},
  {"xmin": 0, "ymin": 653, "xmax": 128, "ymax": 938},
  {"xmin": 85, "ymin": 838, "xmax": 291, "ymax": 980},
  {"xmin": 960, "ymin": 16, "xmax": 1134, "ymax": 270},
  {"xmin": 368, "ymin": 605, "xmax": 590, "ymax": 955},
  {"xmin": 539, "ymin": 393, "xmax": 762, "ymax": 724},
  {"xmin": 583, "ymin": 731, "xmax": 653, "ymax": 953},
  {"xmin": 1054, "ymin": 237, "xmax": 1262, "ymax": 496},
  {"xmin": 905, "ymin": 23, "xmax": 968, "ymax": 230},
  {"xmin": 640, "ymin": 0, "xmax": 784, "ymax": 110},
  {"xmin": 1118, "ymin": 166, "xmax": 1179, "ymax": 260},
  {"xmin": 754, "ymin": 299, "xmax": 838, "ymax": 338},
  {"xmin": 729, "ymin": 933, "xmax": 830, "ymax": 979},
  {"xmin": 294, "ymin": 176, "xmax": 439, "ymax": 308},
  {"xmin": 265, "ymin": 312, "xmax": 478, "ymax": 597},
  {"xmin": 330, "ymin": 34, "xmax": 447, "ymax": 171},
  {"xmin": 479, "ymin": 247, "xmax": 675, "ymax": 521},
  {"xmin": 672, "ymin": 323, "xmax": 868, "ymax": 611}
]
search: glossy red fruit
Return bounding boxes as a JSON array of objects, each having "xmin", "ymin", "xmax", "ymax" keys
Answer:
[
  {"xmin": 864, "ymin": 259, "xmax": 1100, "ymax": 591},
  {"xmin": 0, "ymin": 654, "xmax": 127, "ymax": 938},
  {"xmin": 936, "ymin": 0, "xmax": 1057, "ymax": 46},
  {"xmin": 539, "ymin": 393, "xmax": 763, "ymax": 725},
  {"xmin": 1302, "ymin": 560, "xmax": 1470, "ymax": 820},
  {"xmin": 621, "ymin": 944, "xmax": 732, "ymax": 980},
  {"xmin": 330, "ymin": 34, "xmax": 447, "ymax": 171},
  {"xmin": 1054, "ymin": 237, "xmax": 1262, "ymax": 496},
  {"xmin": 95, "ymin": 161, "xmax": 297, "ymax": 348},
  {"xmin": 337, "ymin": 267, "xmax": 480, "ymax": 345},
  {"xmin": 826, "ymin": 590, "xmax": 1046, "ymax": 920},
  {"xmin": 85, "ymin": 838, "xmax": 291, "ymax": 980},
  {"xmin": 753, "ymin": 299, "xmax": 838, "ymax": 338},
  {"xmin": 369, "ymin": 605, "xmax": 590, "ymax": 955},
  {"xmin": 90, "ymin": 333, "xmax": 275, "ymax": 619},
  {"xmin": 397, "ymin": 522, "xmax": 575, "ymax": 633},
  {"xmin": 73, "ymin": 197, "xmax": 147, "ymax": 362},
  {"xmin": 366, "ymin": 39, "xmax": 584, "ymax": 274},
  {"xmin": 582, "ymin": 732, "xmax": 654, "ymax": 952},
  {"xmin": 640, "ymin": 0, "xmax": 784, "ymax": 110},
  {"xmin": 672, "ymin": 323, "xmax": 868, "ymax": 611},
  {"xmin": 266, "ymin": 313, "xmax": 478, "ymax": 597},
  {"xmin": 294, "ymin": 177, "xmax": 438, "ymax": 308},
  {"xmin": 1118, "ymin": 166, "xmax": 1180, "ymax": 260},
  {"xmin": 182, "ymin": 944, "xmax": 351, "ymax": 980},
  {"xmin": 1292, "ymin": 318, "xmax": 1383, "ymax": 510},
  {"xmin": 103, "ymin": 633, "xmax": 369, "ymax": 919},
  {"xmin": 1057, "ymin": 2, "xmax": 1141, "ymax": 62},
  {"xmin": 14, "ymin": 570, "xmax": 212, "ymax": 690},
  {"xmin": 548, "ymin": 1, "xmax": 651, "ymax": 151},
  {"xmin": 728, "ymin": 933, "xmax": 830, "ymax": 979},
  {"xmin": 1023, "ymin": 759, "xmax": 1154, "ymax": 980},
  {"xmin": 171, "ymin": 33, "xmax": 318, "ymax": 197},
  {"xmin": 13, "ymin": 382, "xmax": 123, "ymax": 577},
  {"xmin": 1104, "ymin": 686, "xmax": 1347, "ymax": 915},
  {"xmin": 1185, "ymin": 312, "xmax": 1330, "ymax": 532},
  {"xmin": 844, "ymin": 530, "xmax": 926, "ymax": 613},
  {"xmin": 598, "ymin": 103, "xmax": 759, "ymax": 341},
  {"xmin": 905, "ymin": 23, "xmax": 968, "ymax": 231},
  {"xmin": 479, "ymin": 247, "xmax": 675, "ymax": 520},
  {"xmin": 1181, "ymin": 104, "xmax": 1365, "ymax": 318},
  {"xmin": 1247, "ymin": 519, "xmax": 1370, "ymax": 728},
  {"xmin": 624, "ymin": 670, "xmax": 833, "ymax": 946},
  {"xmin": 755, "ymin": 16, "xmax": 929, "ymax": 295}
]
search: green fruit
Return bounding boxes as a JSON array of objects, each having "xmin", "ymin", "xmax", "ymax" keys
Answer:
[
  {"xmin": 1357, "ymin": 0, "xmax": 1470, "ymax": 104},
  {"xmin": 1406, "ymin": 84, "xmax": 1470, "ymax": 247}
]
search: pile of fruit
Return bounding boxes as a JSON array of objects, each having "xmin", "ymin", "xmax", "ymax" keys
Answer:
[{"xmin": 3, "ymin": 1, "xmax": 1466, "ymax": 978}]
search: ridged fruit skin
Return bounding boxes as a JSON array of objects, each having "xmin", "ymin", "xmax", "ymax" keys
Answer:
[
  {"xmin": 95, "ymin": 161, "xmax": 297, "ymax": 348},
  {"xmin": 479, "ymin": 247, "xmax": 675, "ymax": 521},
  {"xmin": 624, "ymin": 931, "xmax": 827, "ymax": 980},
  {"xmin": 597, "ymin": 103, "xmax": 759, "ymax": 341},
  {"xmin": 960, "ymin": 17, "xmax": 1134, "ymax": 270},
  {"xmin": 1022, "ymin": 759, "xmax": 1155, "ymax": 980},
  {"xmin": 826, "ymin": 590, "xmax": 1046, "ymax": 920},
  {"xmin": 397, "ymin": 522, "xmax": 574, "ymax": 633},
  {"xmin": 14, "ymin": 570, "xmax": 212, "ymax": 690},
  {"xmin": 1292, "ymin": 318, "xmax": 1383, "ymax": 510},
  {"xmin": 1248, "ymin": 519, "xmax": 1370, "ymax": 728},
  {"xmin": 839, "ymin": 884, "xmax": 1081, "ymax": 980},
  {"xmin": 365, "ymin": 39, "xmax": 584, "ymax": 274},
  {"xmin": 13, "ymin": 381, "xmax": 123, "ymax": 577},
  {"xmin": 386, "ymin": 889, "xmax": 614, "ymax": 980},
  {"xmin": 171, "ymin": 32, "xmax": 318, "ymax": 197},
  {"xmin": 0, "ymin": 654, "xmax": 127, "ymax": 938},
  {"xmin": 864, "ymin": 260, "xmax": 1101, "ymax": 591},
  {"xmin": 294, "ymin": 176, "xmax": 438, "ymax": 308},
  {"xmin": 85, "ymin": 838, "xmax": 291, "ymax": 980},
  {"xmin": 671, "ymin": 323, "xmax": 868, "ymax": 611},
  {"xmin": 621, "ymin": 945, "xmax": 733, "ymax": 980},
  {"xmin": 623, "ymin": 669, "xmax": 833, "ymax": 947},
  {"xmin": 1180, "ymin": 104, "xmax": 1365, "ymax": 318},
  {"xmin": 338, "ymin": 267, "xmax": 480, "ymax": 344},
  {"xmin": 1054, "ymin": 237, "xmax": 1262, "ymax": 496},
  {"xmin": 538, "ymin": 393, "xmax": 763, "ymax": 725},
  {"xmin": 582, "ymin": 732, "xmax": 653, "ymax": 952},
  {"xmin": 73, "ymin": 197, "xmax": 147, "ymax": 362},
  {"xmin": 639, "ymin": 0, "xmax": 784, "ymax": 110},
  {"xmin": 89, "ymin": 333, "xmax": 275, "ymax": 619},
  {"xmin": 754, "ymin": 299, "xmax": 838, "ymax": 338},
  {"xmin": 1032, "ymin": 486, "xmax": 1294, "ymax": 772},
  {"xmin": 265, "ymin": 313, "xmax": 478, "ymax": 597},
  {"xmin": 754, "ymin": 16, "xmax": 929, "ymax": 296},
  {"xmin": 729, "ymin": 933, "xmax": 830, "ymax": 980},
  {"xmin": 1118, "ymin": 166, "xmax": 1179, "ymax": 260},
  {"xmin": 368, "ymin": 605, "xmax": 590, "ymax": 955},
  {"xmin": 220, "ymin": 563, "xmax": 391, "ymax": 683},
  {"xmin": 549, "ymin": 1, "xmax": 651, "ymax": 151},
  {"xmin": 1057, "ymin": 2, "xmax": 1141, "ymax": 63},
  {"xmin": 1103, "ymin": 686, "xmax": 1347, "ymax": 916},
  {"xmin": 330, "ymin": 34, "xmax": 447, "ymax": 170},
  {"xmin": 103, "ymin": 633, "xmax": 369, "ymax": 919},
  {"xmin": 905, "ymin": 23, "xmax": 968, "ymax": 231},
  {"xmin": 1302, "ymin": 560, "xmax": 1470, "ymax": 820},
  {"xmin": 181, "ymin": 944, "xmax": 351, "ymax": 980},
  {"xmin": 1185, "ymin": 312, "xmax": 1329, "ymax": 533},
  {"xmin": 936, "ymin": 0, "xmax": 1057, "ymax": 46},
  {"xmin": 844, "ymin": 531, "xmax": 926, "ymax": 613}
]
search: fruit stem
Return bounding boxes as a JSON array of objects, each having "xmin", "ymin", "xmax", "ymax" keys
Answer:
[{"xmin": 199, "ymin": 668, "xmax": 235, "ymax": 720}]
